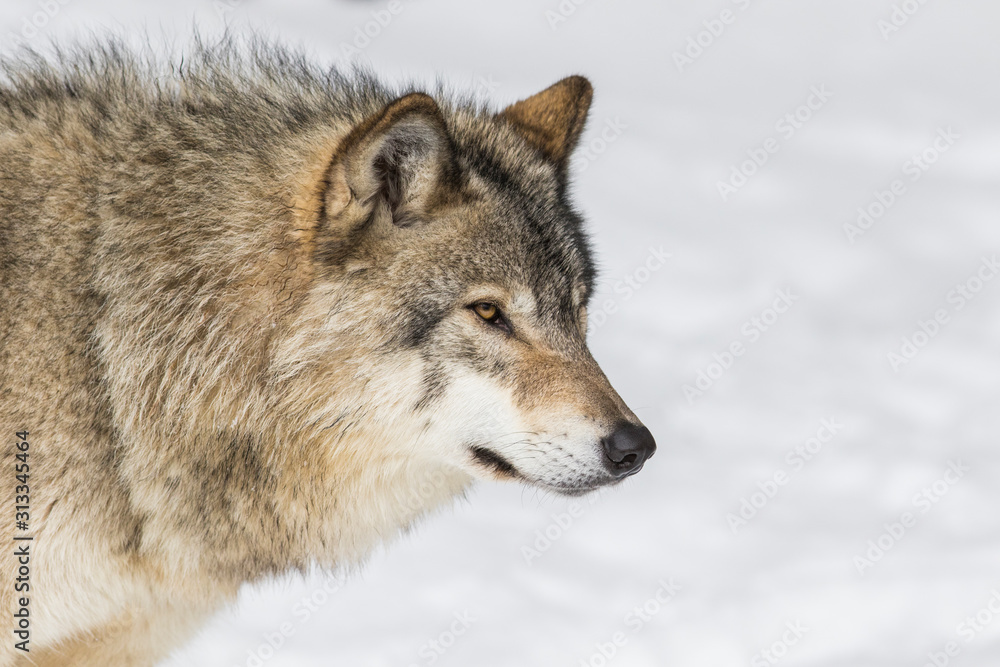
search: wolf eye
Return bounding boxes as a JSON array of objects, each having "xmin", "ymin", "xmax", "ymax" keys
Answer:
[
  {"xmin": 471, "ymin": 302, "xmax": 510, "ymax": 332},
  {"xmin": 474, "ymin": 303, "xmax": 497, "ymax": 320}
]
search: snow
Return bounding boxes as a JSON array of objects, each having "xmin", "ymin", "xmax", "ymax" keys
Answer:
[{"xmin": 4, "ymin": 0, "xmax": 1000, "ymax": 664}]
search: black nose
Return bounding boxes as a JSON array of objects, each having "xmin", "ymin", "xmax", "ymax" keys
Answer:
[{"xmin": 602, "ymin": 422, "xmax": 656, "ymax": 478}]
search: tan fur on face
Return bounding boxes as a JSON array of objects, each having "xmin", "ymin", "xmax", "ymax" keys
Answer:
[{"xmin": 512, "ymin": 346, "xmax": 633, "ymax": 427}]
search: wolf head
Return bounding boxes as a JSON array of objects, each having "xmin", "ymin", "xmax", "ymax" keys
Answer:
[{"xmin": 290, "ymin": 77, "xmax": 654, "ymax": 496}]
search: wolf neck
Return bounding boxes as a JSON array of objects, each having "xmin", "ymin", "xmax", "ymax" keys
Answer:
[
  {"xmin": 183, "ymin": 422, "xmax": 472, "ymax": 583},
  {"xmin": 298, "ymin": 438, "xmax": 472, "ymax": 568}
]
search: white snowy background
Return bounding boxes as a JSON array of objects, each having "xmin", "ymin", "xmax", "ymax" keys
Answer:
[{"xmin": 4, "ymin": 0, "xmax": 1000, "ymax": 665}]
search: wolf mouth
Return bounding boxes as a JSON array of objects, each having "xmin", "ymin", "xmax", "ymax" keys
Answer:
[
  {"xmin": 468, "ymin": 445, "xmax": 622, "ymax": 495},
  {"xmin": 469, "ymin": 446, "xmax": 521, "ymax": 479}
]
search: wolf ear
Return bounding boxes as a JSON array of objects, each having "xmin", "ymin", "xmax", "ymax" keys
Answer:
[
  {"xmin": 324, "ymin": 93, "xmax": 457, "ymax": 228},
  {"xmin": 499, "ymin": 76, "xmax": 593, "ymax": 174}
]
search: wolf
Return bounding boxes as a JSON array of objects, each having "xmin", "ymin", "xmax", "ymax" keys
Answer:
[{"xmin": 0, "ymin": 37, "xmax": 655, "ymax": 666}]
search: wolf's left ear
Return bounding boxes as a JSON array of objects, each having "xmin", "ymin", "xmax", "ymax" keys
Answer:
[
  {"xmin": 499, "ymin": 76, "xmax": 593, "ymax": 174},
  {"xmin": 324, "ymin": 93, "xmax": 458, "ymax": 227}
]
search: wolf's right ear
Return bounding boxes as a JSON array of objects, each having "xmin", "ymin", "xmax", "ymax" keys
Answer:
[
  {"xmin": 323, "ymin": 93, "xmax": 458, "ymax": 229},
  {"xmin": 499, "ymin": 76, "xmax": 593, "ymax": 175}
]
